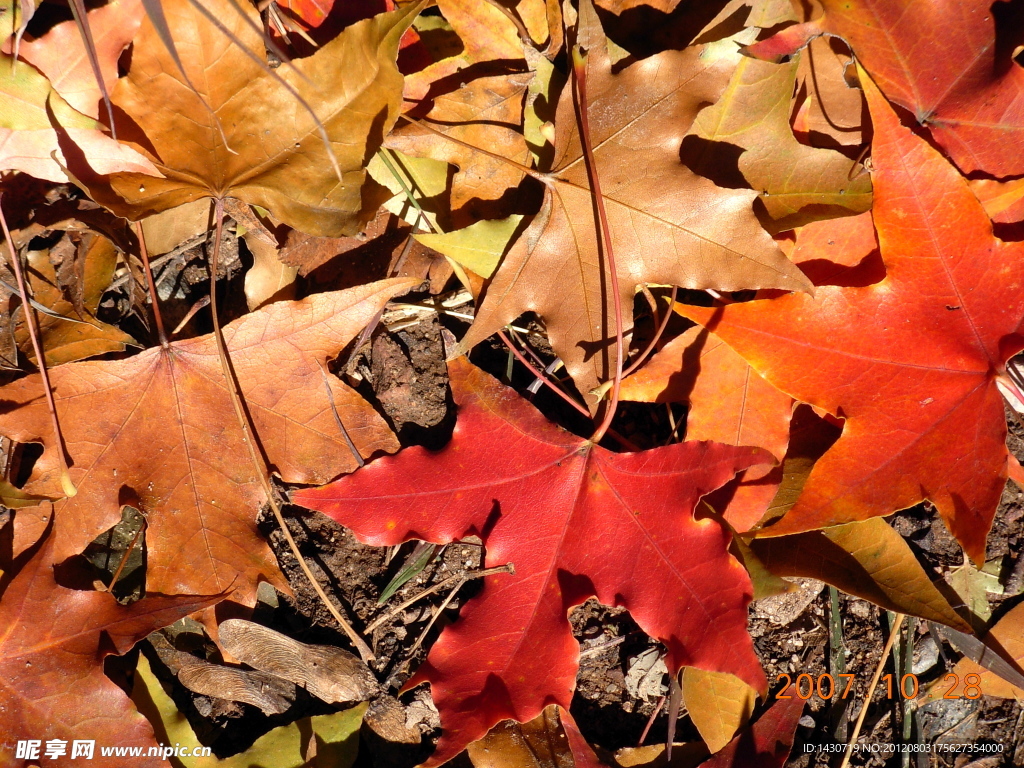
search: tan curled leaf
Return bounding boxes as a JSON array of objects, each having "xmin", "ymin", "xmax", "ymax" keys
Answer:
[
  {"xmin": 749, "ymin": 518, "xmax": 972, "ymax": 632},
  {"xmin": 96, "ymin": 0, "xmax": 422, "ymax": 236},
  {"xmin": 9, "ymin": 0, "xmax": 144, "ymax": 118},
  {"xmin": 686, "ymin": 25, "xmax": 871, "ymax": 231},
  {"xmin": 387, "ymin": 72, "xmax": 533, "ymax": 214},
  {"xmin": 0, "ymin": 51, "xmax": 159, "ymax": 182},
  {"xmin": 16, "ymin": 236, "xmax": 137, "ymax": 366}
]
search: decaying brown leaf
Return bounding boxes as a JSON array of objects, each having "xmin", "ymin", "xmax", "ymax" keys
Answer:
[
  {"xmin": 457, "ymin": 0, "xmax": 810, "ymax": 403},
  {"xmin": 88, "ymin": 0, "xmax": 422, "ymax": 237},
  {"xmin": 0, "ymin": 531, "xmax": 225, "ymax": 761},
  {"xmin": 16, "ymin": 235, "xmax": 137, "ymax": 366},
  {"xmin": 0, "ymin": 279, "xmax": 414, "ymax": 603},
  {"xmin": 218, "ymin": 618, "xmax": 379, "ymax": 704},
  {"xmin": 402, "ymin": 0, "xmax": 526, "ymax": 106},
  {"xmin": 9, "ymin": 0, "xmax": 143, "ymax": 119},
  {"xmin": 749, "ymin": 519, "xmax": 973, "ymax": 631},
  {"xmin": 364, "ymin": 695, "xmax": 422, "ymax": 745},
  {"xmin": 466, "ymin": 705, "xmax": 575, "ymax": 768},
  {"xmin": 792, "ymin": 36, "xmax": 864, "ymax": 149}
]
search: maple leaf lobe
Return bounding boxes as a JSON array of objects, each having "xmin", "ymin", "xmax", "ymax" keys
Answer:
[{"xmin": 94, "ymin": 0, "xmax": 420, "ymax": 236}]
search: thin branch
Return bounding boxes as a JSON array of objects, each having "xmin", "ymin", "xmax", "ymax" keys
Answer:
[
  {"xmin": 206, "ymin": 198, "xmax": 374, "ymax": 662},
  {"xmin": 571, "ymin": 48, "xmax": 622, "ymax": 445},
  {"xmin": 316, "ymin": 360, "xmax": 363, "ymax": 469},
  {"xmin": 132, "ymin": 221, "xmax": 167, "ymax": 347},
  {"xmin": 623, "ymin": 286, "xmax": 677, "ymax": 378},
  {"xmin": 498, "ymin": 329, "xmax": 590, "ymax": 419},
  {"xmin": 104, "ymin": 513, "xmax": 147, "ymax": 593},
  {"xmin": 839, "ymin": 613, "xmax": 905, "ymax": 768},
  {"xmin": 366, "ymin": 563, "xmax": 514, "ymax": 634},
  {"xmin": 0, "ymin": 194, "xmax": 76, "ymax": 497}
]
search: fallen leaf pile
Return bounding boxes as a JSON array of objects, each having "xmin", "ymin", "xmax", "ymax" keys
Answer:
[{"xmin": 1, "ymin": 0, "xmax": 1023, "ymax": 764}]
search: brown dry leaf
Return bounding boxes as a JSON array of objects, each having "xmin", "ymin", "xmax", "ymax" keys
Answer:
[
  {"xmin": 684, "ymin": 4, "xmax": 871, "ymax": 231},
  {"xmin": 596, "ymin": 0, "xmax": 682, "ymax": 11},
  {"xmin": 403, "ymin": 0, "xmax": 525, "ymax": 106},
  {"xmin": 8, "ymin": 0, "xmax": 143, "ymax": 118},
  {"xmin": 458, "ymin": 0, "xmax": 809, "ymax": 405},
  {"xmin": 140, "ymin": 200, "xmax": 210, "ymax": 255},
  {"xmin": 218, "ymin": 618, "xmax": 379, "ymax": 704},
  {"xmin": 0, "ymin": 531, "xmax": 226, "ymax": 763},
  {"xmin": 280, "ymin": 208, "xmax": 450, "ymax": 292},
  {"xmin": 364, "ymin": 695, "xmax": 422, "ymax": 744},
  {"xmin": 0, "ymin": 291, "xmax": 17, "ymax": 368},
  {"xmin": 0, "ymin": 50, "xmax": 160, "ymax": 184},
  {"xmin": 925, "ymin": 601, "xmax": 1024, "ymax": 701},
  {"xmin": 16, "ymin": 235, "xmax": 137, "ymax": 366},
  {"xmin": 466, "ymin": 705, "xmax": 575, "ymax": 768},
  {"xmin": 242, "ymin": 230, "xmax": 298, "ymax": 310},
  {"xmin": 90, "ymin": 0, "xmax": 422, "ymax": 237},
  {"xmin": 387, "ymin": 72, "xmax": 533, "ymax": 214},
  {"xmin": 280, "ymin": 208, "xmax": 407, "ymax": 277},
  {"xmin": 0, "ymin": 278, "xmax": 414, "ymax": 602}
]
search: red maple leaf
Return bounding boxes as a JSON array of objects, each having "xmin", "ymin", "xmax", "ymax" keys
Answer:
[
  {"xmin": 679, "ymin": 71, "xmax": 1024, "ymax": 563},
  {"xmin": 294, "ymin": 357, "xmax": 771, "ymax": 765}
]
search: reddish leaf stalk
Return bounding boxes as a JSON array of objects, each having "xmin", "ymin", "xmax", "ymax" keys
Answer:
[
  {"xmin": 571, "ymin": 47, "xmax": 623, "ymax": 444},
  {"xmin": 132, "ymin": 221, "xmax": 168, "ymax": 347},
  {"xmin": 207, "ymin": 198, "xmax": 374, "ymax": 662},
  {"xmin": 0, "ymin": 194, "xmax": 76, "ymax": 497},
  {"xmin": 623, "ymin": 286, "xmax": 678, "ymax": 378},
  {"xmin": 498, "ymin": 329, "xmax": 590, "ymax": 419},
  {"xmin": 105, "ymin": 514, "xmax": 146, "ymax": 593},
  {"xmin": 498, "ymin": 330, "xmax": 638, "ymax": 451}
]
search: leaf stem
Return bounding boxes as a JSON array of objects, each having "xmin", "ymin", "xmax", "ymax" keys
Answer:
[
  {"xmin": 207, "ymin": 197, "xmax": 374, "ymax": 662},
  {"xmin": 571, "ymin": 47, "xmax": 623, "ymax": 445},
  {"xmin": 132, "ymin": 221, "xmax": 168, "ymax": 347},
  {"xmin": 0, "ymin": 194, "xmax": 76, "ymax": 497},
  {"xmin": 622, "ymin": 286, "xmax": 678, "ymax": 378},
  {"xmin": 498, "ymin": 329, "xmax": 590, "ymax": 419},
  {"xmin": 498, "ymin": 329, "xmax": 638, "ymax": 450}
]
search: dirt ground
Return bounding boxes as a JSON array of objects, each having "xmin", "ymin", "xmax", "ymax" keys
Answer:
[{"xmin": 41, "ymin": 227, "xmax": 1024, "ymax": 766}]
